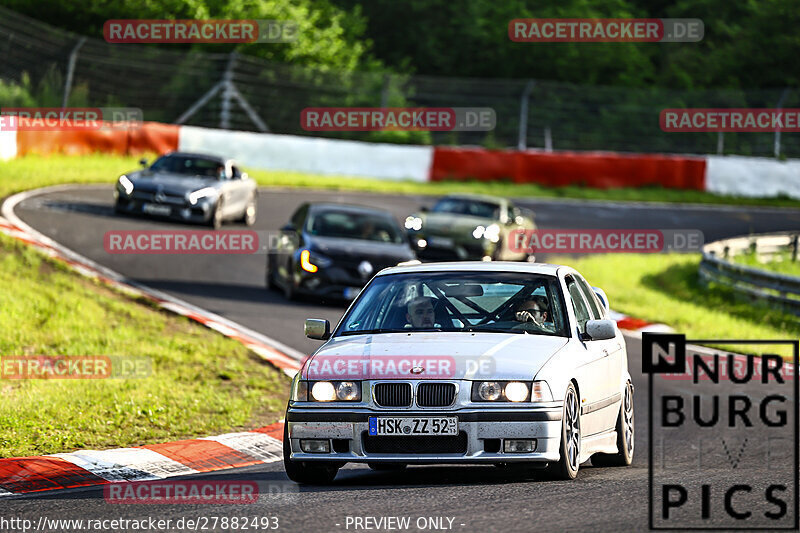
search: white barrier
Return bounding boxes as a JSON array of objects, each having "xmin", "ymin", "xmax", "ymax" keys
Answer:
[
  {"xmin": 706, "ymin": 155, "xmax": 800, "ymax": 200},
  {"xmin": 0, "ymin": 129, "xmax": 16, "ymax": 161},
  {"xmin": 178, "ymin": 126, "xmax": 434, "ymax": 182}
]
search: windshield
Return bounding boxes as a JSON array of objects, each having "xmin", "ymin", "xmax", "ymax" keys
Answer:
[
  {"xmin": 432, "ymin": 198, "xmax": 501, "ymax": 219},
  {"xmin": 336, "ymin": 271, "xmax": 568, "ymax": 337},
  {"xmin": 306, "ymin": 210, "xmax": 404, "ymax": 244},
  {"xmin": 149, "ymin": 155, "xmax": 224, "ymax": 178}
]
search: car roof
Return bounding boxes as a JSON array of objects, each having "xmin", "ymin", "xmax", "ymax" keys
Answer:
[
  {"xmin": 308, "ymin": 202, "xmax": 394, "ymax": 217},
  {"xmin": 163, "ymin": 152, "xmax": 228, "ymax": 164},
  {"xmin": 376, "ymin": 261, "xmax": 568, "ymax": 277},
  {"xmin": 436, "ymin": 193, "xmax": 507, "ymax": 205}
]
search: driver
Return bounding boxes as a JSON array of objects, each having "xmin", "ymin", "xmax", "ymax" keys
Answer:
[
  {"xmin": 514, "ymin": 297, "xmax": 549, "ymax": 326},
  {"xmin": 406, "ymin": 296, "xmax": 436, "ymax": 328}
]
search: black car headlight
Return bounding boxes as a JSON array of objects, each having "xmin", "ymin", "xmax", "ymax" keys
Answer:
[
  {"xmin": 292, "ymin": 380, "xmax": 362, "ymax": 402},
  {"xmin": 471, "ymin": 381, "xmax": 552, "ymax": 402}
]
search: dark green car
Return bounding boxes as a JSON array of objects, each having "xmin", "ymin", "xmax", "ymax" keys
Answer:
[{"xmin": 404, "ymin": 194, "xmax": 536, "ymax": 261}]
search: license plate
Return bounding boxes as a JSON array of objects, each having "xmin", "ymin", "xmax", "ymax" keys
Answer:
[
  {"xmin": 368, "ymin": 417, "xmax": 458, "ymax": 436},
  {"xmin": 343, "ymin": 287, "xmax": 361, "ymax": 300},
  {"xmin": 142, "ymin": 203, "xmax": 171, "ymax": 216},
  {"xmin": 427, "ymin": 236, "xmax": 454, "ymax": 248}
]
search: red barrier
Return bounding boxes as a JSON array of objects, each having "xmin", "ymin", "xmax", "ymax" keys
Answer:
[
  {"xmin": 16, "ymin": 122, "xmax": 179, "ymax": 157},
  {"xmin": 431, "ymin": 147, "xmax": 706, "ymax": 190}
]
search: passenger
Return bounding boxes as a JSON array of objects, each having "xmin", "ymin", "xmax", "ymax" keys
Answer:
[{"xmin": 406, "ymin": 296, "xmax": 436, "ymax": 328}]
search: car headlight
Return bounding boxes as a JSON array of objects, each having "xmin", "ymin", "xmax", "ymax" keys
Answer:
[
  {"xmin": 404, "ymin": 216, "xmax": 422, "ymax": 231},
  {"xmin": 300, "ymin": 249, "xmax": 332, "ymax": 273},
  {"xmin": 118, "ymin": 175, "xmax": 134, "ymax": 195},
  {"xmin": 484, "ymin": 224, "xmax": 501, "ymax": 243},
  {"xmin": 187, "ymin": 187, "xmax": 218, "ymax": 205},
  {"xmin": 471, "ymin": 381, "xmax": 551, "ymax": 402},
  {"xmin": 307, "ymin": 380, "xmax": 361, "ymax": 402},
  {"xmin": 472, "ymin": 226, "xmax": 485, "ymax": 239}
]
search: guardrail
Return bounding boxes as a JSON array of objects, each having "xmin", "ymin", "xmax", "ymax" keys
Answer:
[{"xmin": 698, "ymin": 232, "xmax": 800, "ymax": 316}]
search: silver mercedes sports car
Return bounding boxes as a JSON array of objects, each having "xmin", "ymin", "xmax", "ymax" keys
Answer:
[
  {"xmin": 113, "ymin": 152, "xmax": 257, "ymax": 229},
  {"xmin": 284, "ymin": 261, "xmax": 634, "ymax": 483}
]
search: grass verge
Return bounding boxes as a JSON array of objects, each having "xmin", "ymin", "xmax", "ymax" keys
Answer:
[
  {"xmin": 2, "ymin": 153, "xmax": 800, "ymax": 208},
  {"xmin": 731, "ymin": 250, "xmax": 800, "ymax": 277},
  {"xmin": 553, "ymin": 253, "xmax": 799, "ymax": 359},
  {"xmin": 0, "ymin": 233, "xmax": 289, "ymax": 458}
]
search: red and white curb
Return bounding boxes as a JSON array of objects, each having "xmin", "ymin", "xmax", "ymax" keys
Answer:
[
  {"xmin": 0, "ymin": 423, "xmax": 285, "ymax": 497},
  {"xmin": 608, "ymin": 310, "xmax": 672, "ymax": 335},
  {"xmin": 0, "ymin": 186, "xmax": 304, "ymax": 377}
]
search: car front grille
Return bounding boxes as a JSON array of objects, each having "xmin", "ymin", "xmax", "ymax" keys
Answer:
[
  {"xmin": 416, "ymin": 383, "xmax": 456, "ymax": 407},
  {"xmin": 362, "ymin": 432, "xmax": 468, "ymax": 454},
  {"xmin": 373, "ymin": 382, "xmax": 412, "ymax": 407}
]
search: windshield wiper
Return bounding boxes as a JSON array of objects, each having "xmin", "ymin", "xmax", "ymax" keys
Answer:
[
  {"xmin": 339, "ymin": 328, "xmax": 409, "ymax": 336},
  {"xmin": 465, "ymin": 326, "xmax": 522, "ymax": 334}
]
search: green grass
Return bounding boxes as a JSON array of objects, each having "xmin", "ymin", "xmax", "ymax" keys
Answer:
[
  {"xmin": 0, "ymin": 233, "xmax": 289, "ymax": 458},
  {"xmin": 2, "ymin": 153, "xmax": 800, "ymax": 208},
  {"xmin": 731, "ymin": 249, "xmax": 800, "ymax": 277},
  {"xmin": 553, "ymin": 253, "xmax": 799, "ymax": 359}
]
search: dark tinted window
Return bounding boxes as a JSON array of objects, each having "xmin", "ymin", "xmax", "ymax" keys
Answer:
[
  {"xmin": 432, "ymin": 198, "xmax": 501, "ymax": 219},
  {"xmin": 307, "ymin": 210, "xmax": 403, "ymax": 243},
  {"xmin": 150, "ymin": 155, "xmax": 223, "ymax": 177}
]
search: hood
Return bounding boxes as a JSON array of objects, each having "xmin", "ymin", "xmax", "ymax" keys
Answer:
[
  {"xmin": 302, "ymin": 332, "xmax": 568, "ymax": 381},
  {"xmin": 418, "ymin": 212, "xmax": 497, "ymax": 236},
  {"xmin": 307, "ymin": 235, "xmax": 415, "ymax": 263},
  {"xmin": 129, "ymin": 170, "xmax": 219, "ymax": 195}
]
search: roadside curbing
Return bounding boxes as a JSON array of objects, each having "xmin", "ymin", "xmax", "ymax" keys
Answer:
[{"xmin": 0, "ymin": 423, "xmax": 285, "ymax": 497}]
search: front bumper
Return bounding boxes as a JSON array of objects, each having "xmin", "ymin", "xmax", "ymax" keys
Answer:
[
  {"xmin": 115, "ymin": 195, "xmax": 214, "ymax": 224},
  {"xmin": 285, "ymin": 407, "xmax": 563, "ymax": 464}
]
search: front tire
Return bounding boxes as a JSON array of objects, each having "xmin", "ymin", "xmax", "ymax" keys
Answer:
[
  {"xmin": 591, "ymin": 381, "xmax": 634, "ymax": 467},
  {"xmin": 282, "ymin": 425, "xmax": 339, "ymax": 485},
  {"xmin": 544, "ymin": 382, "xmax": 581, "ymax": 480},
  {"xmin": 239, "ymin": 194, "xmax": 257, "ymax": 226},
  {"xmin": 208, "ymin": 199, "xmax": 224, "ymax": 230}
]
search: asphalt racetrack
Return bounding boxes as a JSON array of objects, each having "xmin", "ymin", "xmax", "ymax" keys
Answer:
[{"xmin": 4, "ymin": 185, "xmax": 799, "ymax": 531}]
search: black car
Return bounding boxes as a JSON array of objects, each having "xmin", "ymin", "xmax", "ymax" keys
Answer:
[{"xmin": 266, "ymin": 203, "xmax": 417, "ymax": 301}]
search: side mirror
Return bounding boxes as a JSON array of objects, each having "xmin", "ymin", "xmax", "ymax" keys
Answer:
[
  {"xmin": 584, "ymin": 319, "xmax": 617, "ymax": 341},
  {"xmin": 305, "ymin": 318, "xmax": 331, "ymax": 340},
  {"xmin": 139, "ymin": 158, "xmax": 148, "ymax": 167},
  {"xmin": 280, "ymin": 222, "xmax": 296, "ymax": 233}
]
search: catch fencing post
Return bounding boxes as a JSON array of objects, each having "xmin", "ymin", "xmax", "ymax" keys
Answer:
[
  {"xmin": 774, "ymin": 87, "xmax": 790, "ymax": 158},
  {"xmin": 517, "ymin": 80, "xmax": 535, "ymax": 150},
  {"xmin": 61, "ymin": 37, "xmax": 86, "ymax": 109}
]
